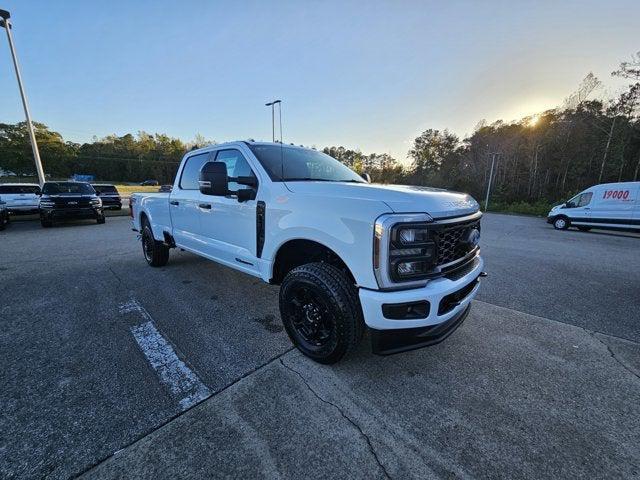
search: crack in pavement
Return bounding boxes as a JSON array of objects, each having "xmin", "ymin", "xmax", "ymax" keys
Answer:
[
  {"xmin": 589, "ymin": 331, "xmax": 640, "ymax": 382},
  {"xmin": 279, "ymin": 357, "xmax": 392, "ymax": 480}
]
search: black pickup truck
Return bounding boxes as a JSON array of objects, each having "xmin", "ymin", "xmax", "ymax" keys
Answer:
[{"xmin": 39, "ymin": 182, "xmax": 106, "ymax": 228}]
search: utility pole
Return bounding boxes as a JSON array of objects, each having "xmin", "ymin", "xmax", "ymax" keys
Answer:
[
  {"xmin": 1, "ymin": 9, "xmax": 46, "ymax": 186},
  {"xmin": 484, "ymin": 153, "xmax": 498, "ymax": 212},
  {"xmin": 265, "ymin": 99, "xmax": 281, "ymax": 142}
]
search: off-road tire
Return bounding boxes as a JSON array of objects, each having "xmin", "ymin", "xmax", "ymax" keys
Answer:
[
  {"xmin": 141, "ymin": 224, "xmax": 169, "ymax": 267},
  {"xmin": 279, "ymin": 262, "xmax": 364, "ymax": 364}
]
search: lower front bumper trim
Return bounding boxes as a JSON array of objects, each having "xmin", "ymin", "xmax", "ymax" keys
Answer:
[{"xmin": 370, "ymin": 304, "xmax": 471, "ymax": 356}]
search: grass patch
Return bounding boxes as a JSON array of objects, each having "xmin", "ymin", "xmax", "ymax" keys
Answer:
[
  {"xmin": 113, "ymin": 185, "xmax": 161, "ymax": 195},
  {"xmin": 482, "ymin": 199, "xmax": 555, "ymax": 217}
]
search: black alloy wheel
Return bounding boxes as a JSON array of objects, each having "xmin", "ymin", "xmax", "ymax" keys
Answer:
[{"xmin": 280, "ymin": 262, "xmax": 363, "ymax": 364}]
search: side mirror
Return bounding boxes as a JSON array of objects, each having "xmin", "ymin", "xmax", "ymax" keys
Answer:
[
  {"xmin": 564, "ymin": 201, "xmax": 575, "ymax": 208},
  {"xmin": 236, "ymin": 175, "xmax": 258, "ymax": 188},
  {"xmin": 199, "ymin": 162, "xmax": 228, "ymax": 196},
  {"xmin": 237, "ymin": 189, "xmax": 256, "ymax": 202},
  {"xmin": 361, "ymin": 172, "xmax": 372, "ymax": 183}
]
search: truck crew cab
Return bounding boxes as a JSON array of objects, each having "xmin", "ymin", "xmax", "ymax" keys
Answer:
[
  {"xmin": 548, "ymin": 181, "xmax": 640, "ymax": 232},
  {"xmin": 131, "ymin": 142, "xmax": 484, "ymax": 364}
]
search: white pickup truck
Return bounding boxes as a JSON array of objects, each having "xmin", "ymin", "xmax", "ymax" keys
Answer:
[{"xmin": 131, "ymin": 141, "xmax": 484, "ymax": 363}]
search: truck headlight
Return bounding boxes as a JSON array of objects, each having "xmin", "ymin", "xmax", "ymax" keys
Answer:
[
  {"xmin": 374, "ymin": 213, "xmax": 435, "ymax": 288},
  {"xmin": 40, "ymin": 200, "xmax": 55, "ymax": 208},
  {"xmin": 91, "ymin": 198, "xmax": 102, "ymax": 206}
]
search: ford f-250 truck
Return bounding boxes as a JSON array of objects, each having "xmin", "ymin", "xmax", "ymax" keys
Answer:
[{"xmin": 131, "ymin": 141, "xmax": 484, "ymax": 364}]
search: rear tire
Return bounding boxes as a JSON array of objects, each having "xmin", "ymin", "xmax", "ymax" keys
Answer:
[
  {"xmin": 279, "ymin": 262, "xmax": 364, "ymax": 364},
  {"xmin": 577, "ymin": 226, "xmax": 591, "ymax": 232},
  {"xmin": 553, "ymin": 216, "xmax": 569, "ymax": 230},
  {"xmin": 141, "ymin": 224, "xmax": 169, "ymax": 267}
]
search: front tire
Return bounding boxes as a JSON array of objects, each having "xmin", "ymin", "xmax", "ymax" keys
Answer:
[
  {"xmin": 41, "ymin": 219, "xmax": 53, "ymax": 228},
  {"xmin": 553, "ymin": 216, "xmax": 569, "ymax": 230},
  {"xmin": 279, "ymin": 262, "xmax": 364, "ymax": 364},
  {"xmin": 97, "ymin": 214, "xmax": 106, "ymax": 224},
  {"xmin": 141, "ymin": 224, "xmax": 169, "ymax": 267}
]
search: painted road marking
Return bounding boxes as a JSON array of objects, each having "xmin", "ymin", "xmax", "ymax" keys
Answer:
[{"xmin": 121, "ymin": 299, "xmax": 211, "ymax": 410}]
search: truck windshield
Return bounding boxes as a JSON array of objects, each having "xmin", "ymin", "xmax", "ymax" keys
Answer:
[
  {"xmin": 248, "ymin": 144, "xmax": 365, "ymax": 183},
  {"xmin": 43, "ymin": 182, "xmax": 96, "ymax": 195}
]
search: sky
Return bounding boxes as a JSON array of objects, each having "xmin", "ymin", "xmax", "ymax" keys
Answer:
[{"xmin": 0, "ymin": 0, "xmax": 638, "ymax": 163}]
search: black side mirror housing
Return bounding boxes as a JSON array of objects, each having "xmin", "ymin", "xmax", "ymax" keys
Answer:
[
  {"xmin": 236, "ymin": 176, "xmax": 258, "ymax": 188},
  {"xmin": 237, "ymin": 189, "xmax": 256, "ymax": 202},
  {"xmin": 361, "ymin": 172, "xmax": 372, "ymax": 183},
  {"xmin": 199, "ymin": 162, "xmax": 228, "ymax": 196},
  {"xmin": 564, "ymin": 201, "xmax": 575, "ymax": 208}
]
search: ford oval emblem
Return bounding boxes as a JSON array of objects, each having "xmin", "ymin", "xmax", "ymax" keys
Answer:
[{"xmin": 466, "ymin": 228, "xmax": 481, "ymax": 247}]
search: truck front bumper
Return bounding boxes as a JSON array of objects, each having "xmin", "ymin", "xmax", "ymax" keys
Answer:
[{"xmin": 359, "ymin": 255, "xmax": 484, "ymax": 355}]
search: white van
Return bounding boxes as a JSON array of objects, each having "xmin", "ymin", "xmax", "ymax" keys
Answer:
[
  {"xmin": 547, "ymin": 181, "xmax": 640, "ymax": 232},
  {"xmin": 0, "ymin": 183, "xmax": 41, "ymax": 214}
]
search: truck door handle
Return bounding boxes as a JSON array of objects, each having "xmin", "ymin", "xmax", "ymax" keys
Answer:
[
  {"xmin": 198, "ymin": 203, "xmax": 212, "ymax": 210},
  {"xmin": 170, "ymin": 201, "xmax": 179, "ymax": 206}
]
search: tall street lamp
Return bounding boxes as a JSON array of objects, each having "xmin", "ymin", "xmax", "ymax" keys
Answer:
[
  {"xmin": 484, "ymin": 152, "xmax": 499, "ymax": 212},
  {"xmin": 265, "ymin": 99, "xmax": 281, "ymax": 143},
  {"xmin": 1, "ymin": 9, "xmax": 45, "ymax": 186}
]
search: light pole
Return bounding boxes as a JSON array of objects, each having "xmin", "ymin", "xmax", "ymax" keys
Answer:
[
  {"xmin": 484, "ymin": 152, "xmax": 498, "ymax": 212},
  {"xmin": 1, "ymin": 9, "xmax": 45, "ymax": 186},
  {"xmin": 265, "ymin": 99, "xmax": 281, "ymax": 142}
]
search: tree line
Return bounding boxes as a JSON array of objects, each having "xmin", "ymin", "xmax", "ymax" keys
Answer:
[{"xmin": 1, "ymin": 52, "xmax": 638, "ymax": 207}]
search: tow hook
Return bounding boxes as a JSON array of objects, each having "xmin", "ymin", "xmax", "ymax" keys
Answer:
[{"xmin": 479, "ymin": 271, "xmax": 488, "ymax": 277}]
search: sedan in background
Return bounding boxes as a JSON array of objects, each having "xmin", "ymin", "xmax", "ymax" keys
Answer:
[
  {"xmin": 0, "ymin": 183, "xmax": 41, "ymax": 215},
  {"xmin": 140, "ymin": 179, "xmax": 159, "ymax": 186},
  {"xmin": 92, "ymin": 184, "xmax": 122, "ymax": 210}
]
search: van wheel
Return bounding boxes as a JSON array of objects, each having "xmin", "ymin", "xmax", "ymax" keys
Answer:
[
  {"xmin": 279, "ymin": 262, "xmax": 364, "ymax": 364},
  {"xmin": 553, "ymin": 216, "xmax": 569, "ymax": 230},
  {"xmin": 141, "ymin": 224, "xmax": 169, "ymax": 267},
  {"xmin": 577, "ymin": 226, "xmax": 591, "ymax": 232}
]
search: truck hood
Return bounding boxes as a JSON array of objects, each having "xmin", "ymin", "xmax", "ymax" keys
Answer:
[{"xmin": 285, "ymin": 182, "xmax": 479, "ymax": 218}]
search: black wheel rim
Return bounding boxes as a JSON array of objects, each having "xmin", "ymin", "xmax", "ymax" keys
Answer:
[
  {"xmin": 142, "ymin": 231, "xmax": 153, "ymax": 261},
  {"xmin": 287, "ymin": 285, "xmax": 334, "ymax": 347}
]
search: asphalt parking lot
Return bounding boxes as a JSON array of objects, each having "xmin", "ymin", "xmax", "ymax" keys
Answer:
[{"xmin": 1, "ymin": 214, "xmax": 639, "ymax": 479}]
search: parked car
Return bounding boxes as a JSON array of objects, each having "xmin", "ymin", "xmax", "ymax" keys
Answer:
[
  {"xmin": 158, "ymin": 184, "xmax": 172, "ymax": 192},
  {"xmin": 130, "ymin": 141, "xmax": 484, "ymax": 364},
  {"xmin": 0, "ymin": 183, "xmax": 41, "ymax": 214},
  {"xmin": 0, "ymin": 197, "xmax": 9, "ymax": 230},
  {"xmin": 39, "ymin": 181, "xmax": 106, "ymax": 228},
  {"xmin": 547, "ymin": 181, "xmax": 640, "ymax": 232},
  {"xmin": 92, "ymin": 184, "xmax": 122, "ymax": 210},
  {"xmin": 140, "ymin": 180, "xmax": 159, "ymax": 186}
]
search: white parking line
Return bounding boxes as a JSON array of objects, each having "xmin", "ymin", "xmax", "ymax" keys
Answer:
[{"xmin": 121, "ymin": 299, "xmax": 211, "ymax": 410}]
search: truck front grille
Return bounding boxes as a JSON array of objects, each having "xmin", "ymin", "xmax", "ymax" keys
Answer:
[{"xmin": 431, "ymin": 217, "xmax": 481, "ymax": 267}]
